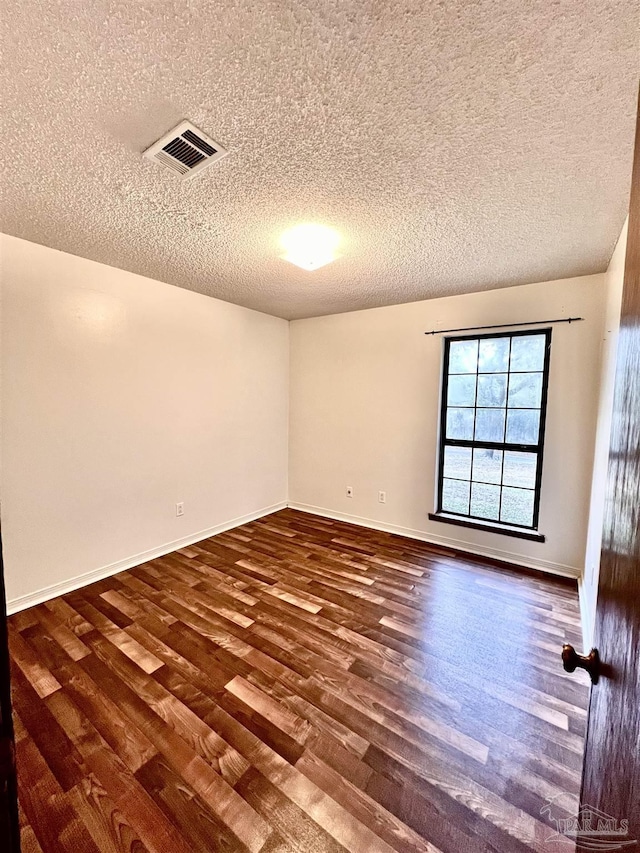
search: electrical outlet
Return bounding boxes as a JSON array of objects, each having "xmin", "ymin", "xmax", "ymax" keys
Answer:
[
  {"xmin": 346, "ymin": 486, "xmax": 353, "ymax": 498},
  {"xmin": 378, "ymin": 491, "xmax": 386, "ymax": 504},
  {"xmin": 176, "ymin": 502, "xmax": 184, "ymax": 517}
]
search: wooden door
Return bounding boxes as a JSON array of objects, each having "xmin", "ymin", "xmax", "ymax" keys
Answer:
[
  {"xmin": 577, "ymin": 91, "xmax": 640, "ymax": 851},
  {"xmin": 0, "ymin": 526, "xmax": 20, "ymax": 851}
]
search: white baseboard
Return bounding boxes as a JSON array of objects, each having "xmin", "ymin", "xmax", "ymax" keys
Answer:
[
  {"xmin": 6, "ymin": 501, "xmax": 287, "ymax": 614},
  {"xmin": 7, "ymin": 498, "xmax": 580, "ymax": 615},
  {"xmin": 287, "ymin": 501, "xmax": 581, "ymax": 580}
]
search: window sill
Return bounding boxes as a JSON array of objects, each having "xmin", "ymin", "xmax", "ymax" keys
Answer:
[{"xmin": 428, "ymin": 512, "xmax": 545, "ymax": 542}]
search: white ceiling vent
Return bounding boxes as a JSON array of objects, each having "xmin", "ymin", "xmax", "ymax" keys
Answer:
[{"xmin": 143, "ymin": 120, "xmax": 228, "ymax": 179}]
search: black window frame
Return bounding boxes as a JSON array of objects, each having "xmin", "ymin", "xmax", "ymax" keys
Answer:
[{"xmin": 430, "ymin": 328, "xmax": 552, "ymax": 541}]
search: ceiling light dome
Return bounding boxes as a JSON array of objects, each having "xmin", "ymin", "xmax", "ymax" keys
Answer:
[{"xmin": 280, "ymin": 223, "xmax": 341, "ymax": 271}]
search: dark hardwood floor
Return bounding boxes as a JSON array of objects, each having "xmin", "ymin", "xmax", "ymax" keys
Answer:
[{"xmin": 8, "ymin": 509, "xmax": 589, "ymax": 853}]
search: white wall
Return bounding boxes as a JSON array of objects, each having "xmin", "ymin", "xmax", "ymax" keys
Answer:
[
  {"xmin": 289, "ymin": 275, "xmax": 607, "ymax": 577},
  {"xmin": 0, "ymin": 232, "xmax": 617, "ymax": 614},
  {"xmin": 580, "ymin": 220, "xmax": 628, "ymax": 647},
  {"xmin": 0, "ymin": 235, "xmax": 289, "ymax": 610}
]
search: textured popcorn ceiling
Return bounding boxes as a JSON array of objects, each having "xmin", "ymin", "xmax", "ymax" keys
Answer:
[{"xmin": 0, "ymin": 1, "xmax": 637, "ymax": 319}]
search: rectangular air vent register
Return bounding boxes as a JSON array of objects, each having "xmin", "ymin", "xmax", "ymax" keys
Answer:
[{"xmin": 143, "ymin": 121, "xmax": 228, "ymax": 179}]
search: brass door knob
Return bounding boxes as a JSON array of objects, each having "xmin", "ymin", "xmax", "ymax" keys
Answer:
[{"xmin": 561, "ymin": 644, "xmax": 600, "ymax": 684}]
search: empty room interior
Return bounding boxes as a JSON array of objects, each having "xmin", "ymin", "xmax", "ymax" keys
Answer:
[{"xmin": 1, "ymin": 2, "xmax": 639, "ymax": 852}]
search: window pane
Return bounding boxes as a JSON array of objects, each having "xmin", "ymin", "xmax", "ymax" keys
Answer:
[
  {"xmin": 508, "ymin": 373, "xmax": 543, "ymax": 408},
  {"xmin": 438, "ymin": 330, "xmax": 549, "ymax": 534},
  {"xmin": 449, "ymin": 339, "xmax": 478, "ymax": 374},
  {"xmin": 446, "ymin": 408, "xmax": 474, "ymax": 439},
  {"xmin": 503, "ymin": 451, "xmax": 537, "ymax": 489},
  {"xmin": 506, "ymin": 409, "xmax": 540, "ymax": 444},
  {"xmin": 500, "ymin": 487, "xmax": 535, "ymax": 526},
  {"xmin": 443, "ymin": 446, "xmax": 472, "ymax": 480},
  {"xmin": 472, "ymin": 448, "xmax": 503, "ymax": 484},
  {"xmin": 510, "ymin": 334, "xmax": 546, "ymax": 372},
  {"xmin": 478, "ymin": 337, "xmax": 510, "ymax": 373},
  {"xmin": 470, "ymin": 482, "xmax": 500, "ymax": 520},
  {"xmin": 474, "ymin": 408, "xmax": 505, "ymax": 442},
  {"xmin": 477, "ymin": 374, "xmax": 507, "ymax": 407},
  {"xmin": 447, "ymin": 374, "xmax": 476, "ymax": 407},
  {"xmin": 442, "ymin": 478, "xmax": 470, "ymax": 515}
]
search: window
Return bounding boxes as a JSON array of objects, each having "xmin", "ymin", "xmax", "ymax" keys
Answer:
[{"xmin": 430, "ymin": 329, "xmax": 551, "ymax": 540}]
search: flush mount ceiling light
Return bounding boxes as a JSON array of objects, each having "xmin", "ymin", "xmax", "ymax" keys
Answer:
[{"xmin": 280, "ymin": 223, "xmax": 341, "ymax": 271}]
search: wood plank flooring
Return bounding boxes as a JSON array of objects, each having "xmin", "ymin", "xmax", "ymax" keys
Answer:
[{"xmin": 8, "ymin": 509, "xmax": 590, "ymax": 853}]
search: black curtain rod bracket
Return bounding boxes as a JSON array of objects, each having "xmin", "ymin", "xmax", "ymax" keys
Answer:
[{"xmin": 424, "ymin": 317, "xmax": 584, "ymax": 336}]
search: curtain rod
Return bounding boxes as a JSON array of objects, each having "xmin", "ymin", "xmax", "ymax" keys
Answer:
[{"xmin": 424, "ymin": 317, "xmax": 584, "ymax": 336}]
